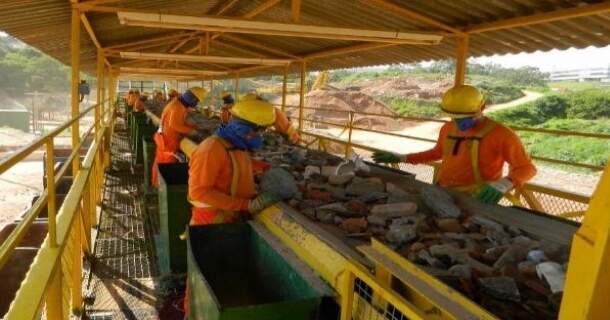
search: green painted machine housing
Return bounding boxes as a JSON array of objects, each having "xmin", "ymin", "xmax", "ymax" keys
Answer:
[
  {"xmin": 130, "ymin": 112, "xmax": 156, "ymax": 165},
  {"xmin": 187, "ymin": 222, "xmax": 329, "ymax": 320},
  {"xmin": 142, "ymin": 136, "xmax": 155, "ymax": 189},
  {"xmin": 157, "ymin": 163, "xmax": 191, "ymax": 274}
]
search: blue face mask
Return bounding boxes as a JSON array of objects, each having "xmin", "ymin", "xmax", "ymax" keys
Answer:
[
  {"xmin": 216, "ymin": 120, "xmax": 263, "ymax": 151},
  {"xmin": 455, "ymin": 117, "xmax": 477, "ymax": 131},
  {"xmin": 179, "ymin": 91, "xmax": 199, "ymax": 108}
]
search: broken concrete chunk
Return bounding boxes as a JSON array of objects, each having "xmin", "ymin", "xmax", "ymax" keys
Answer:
[
  {"xmin": 536, "ymin": 262, "xmax": 565, "ymax": 293},
  {"xmin": 315, "ymin": 209, "xmax": 335, "ymax": 224},
  {"xmin": 340, "ymin": 218, "xmax": 368, "ymax": 233},
  {"xmin": 346, "ymin": 180, "xmax": 385, "ymax": 196},
  {"xmin": 418, "ymin": 249, "xmax": 446, "ymax": 269},
  {"xmin": 386, "ymin": 224, "xmax": 417, "ymax": 244},
  {"xmin": 344, "ymin": 200, "xmax": 368, "ymax": 216},
  {"xmin": 436, "ymin": 218, "xmax": 465, "ymax": 233},
  {"xmin": 260, "ymin": 168, "xmax": 298, "ymax": 200},
  {"xmin": 321, "ymin": 166, "xmax": 338, "ymax": 177},
  {"xmin": 304, "ymin": 165, "xmax": 321, "ymax": 179},
  {"xmin": 367, "ymin": 215, "xmax": 387, "ymax": 227},
  {"xmin": 328, "ymin": 173, "xmax": 355, "ymax": 186},
  {"xmin": 420, "ymin": 186, "xmax": 462, "ymax": 218},
  {"xmin": 286, "ymin": 148, "xmax": 307, "ymax": 164},
  {"xmin": 449, "ymin": 264, "xmax": 472, "ymax": 280},
  {"xmin": 478, "ymin": 277, "xmax": 521, "ymax": 302},
  {"xmin": 386, "ymin": 182, "xmax": 408, "ymax": 195},
  {"xmin": 471, "ymin": 215, "xmax": 504, "ymax": 232},
  {"xmin": 357, "ymin": 192, "xmax": 388, "ymax": 203},
  {"xmin": 304, "ymin": 189, "xmax": 333, "ymax": 202},
  {"xmin": 430, "ymin": 244, "xmax": 494, "ymax": 273},
  {"xmin": 316, "ymin": 202, "xmax": 347, "ymax": 213},
  {"xmin": 371, "ymin": 202, "xmax": 417, "ymax": 216},
  {"xmin": 527, "ymin": 250, "xmax": 548, "ymax": 263},
  {"xmin": 302, "ymin": 208, "xmax": 316, "ymax": 219},
  {"xmin": 517, "ymin": 261, "xmax": 537, "ymax": 277},
  {"xmin": 493, "ymin": 245, "xmax": 529, "ymax": 269}
]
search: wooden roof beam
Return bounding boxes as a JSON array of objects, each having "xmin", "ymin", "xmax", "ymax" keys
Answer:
[
  {"xmin": 104, "ymin": 31, "xmax": 199, "ymax": 51},
  {"xmin": 117, "ymin": 12, "xmax": 444, "ymax": 45},
  {"xmin": 120, "ymin": 52, "xmax": 292, "ymax": 65},
  {"xmin": 292, "ymin": 0, "xmax": 301, "ymax": 22},
  {"xmin": 220, "ymin": 34, "xmax": 301, "ymax": 59},
  {"xmin": 363, "ymin": 0, "xmax": 466, "ymax": 35},
  {"xmin": 302, "ymin": 42, "xmax": 399, "ymax": 60},
  {"xmin": 465, "ymin": 1, "xmax": 610, "ymax": 33},
  {"xmin": 79, "ymin": 11, "xmax": 111, "ymax": 66},
  {"xmin": 118, "ymin": 66, "xmax": 228, "ymax": 76}
]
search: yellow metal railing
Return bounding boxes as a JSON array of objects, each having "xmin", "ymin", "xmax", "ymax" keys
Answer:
[
  {"xmin": 283, "ymin": 104, "xmax": 598, "ymax": 218},
  {"xmin": 1, "ymin": 99, "xmax": 115, "ymax": 320}
]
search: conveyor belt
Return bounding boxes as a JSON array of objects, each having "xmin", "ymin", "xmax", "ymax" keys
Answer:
[{"xmin": 84, "ymin": 121, "xmax": 167, "ymax": 320}]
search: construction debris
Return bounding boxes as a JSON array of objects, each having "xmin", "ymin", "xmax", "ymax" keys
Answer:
[{"xmin": 252, "ymin": 132, "xmax": 569, "ymax": 320}]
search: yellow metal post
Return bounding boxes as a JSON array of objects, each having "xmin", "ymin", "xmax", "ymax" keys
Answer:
[
  {"xmin": 71, "ymin": 212, "xmax": 83, "ymax": 314},
  {"xmin": 46, "ymin": 140, "xmax": 57, "ymax": 247},
  {"xmin": 298, "ymin": 60, "xmax": 306, "ymax": 131},
  {"xmin": 95, "ymin": 49, "xmax": 103, "ymax": 142},
  {"xmin": 559, "ymin": 160, "xmax": 610, "ymax": 319},
  {"xmin": 209, "ymin": 79, "xmax": 214, "ymax": 107},
  {"xmin": 234, "ymin": 73, "xmax": 240, "ymax": 102},
  {"xmin": 45, "ymin": 264, "xmax": 64, "ymax": 320},
  {"xmin": 70, "ymin": 8, "xmax": 81, "ymax": 174},
  {"xmin": 281, "ymin": 65, "xmax": 288, "ymax": 112},
  {"xmin": 345, "ymin": 111, "xmax": 354, "ymax": 158},
  {"xmin": 454, "ymin": 35, "xmax": 469, "ymax": 86}
]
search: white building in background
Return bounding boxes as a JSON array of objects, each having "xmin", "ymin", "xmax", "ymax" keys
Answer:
[{"xmin": 549, "ymin": 66, "xmax": 610, "ymax": 82}]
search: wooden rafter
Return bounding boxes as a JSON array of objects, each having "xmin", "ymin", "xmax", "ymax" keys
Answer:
[
  {"xmin": 120, "ymin": 52, "xmax": 292, "ymax": 65},
  {"xmin": 118, "ymin": 12, "xmax": 443, "ymax": 44},
  {"xmin": 79, "ymin": 12, "xmax": 111, "ymax": 66},
  {"xmin": 104, "ymin": 31, "xmax": 198, "ymax": 50},
  {"xmin": 292, "ymin": 0, "xmax": 301, "ymax": 22},
  {"xmin": 221, "ymin": 34, "xmax": 300, "ymax": 59},
  {"xmin": 302, "ymin": 42, "xmax": 398, "ymax": 60}
]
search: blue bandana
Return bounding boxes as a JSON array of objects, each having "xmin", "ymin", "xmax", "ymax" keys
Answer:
[
  {"xmin": 179, "ymin": 91, "xmax": 199, "ymax": 108},
  {"xmin": 455, "ymin": 117, "xmax": 477, "ymax": 131},
  {"xmin": 215, "ymin": 120, "xmax": 263, "ymax": 151}
]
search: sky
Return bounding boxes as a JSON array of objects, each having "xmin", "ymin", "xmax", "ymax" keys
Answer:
[{"xmin": 1, "ymin": 31, "xmax": 608, "ymax": 72}]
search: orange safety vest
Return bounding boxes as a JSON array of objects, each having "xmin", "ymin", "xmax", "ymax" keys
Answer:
[
  {"xmin": 189, "ymin": 136, "xmax": 242, "ymax": 225},
  {"xmin": 434, "ymin": 119, "xmax": 497, "ymax": 193}
]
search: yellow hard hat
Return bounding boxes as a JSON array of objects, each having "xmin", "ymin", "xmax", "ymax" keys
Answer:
[
  {"xmin": 187, "ymin": 87, "xmax": 207, "ymax": 101},
  {"xmin": 441, "ymin": 85, "xmax": 485, "ymax": 118},
  {"xmin": 230, "ymin": 97, "xmax": 276, "ymax": 126}
]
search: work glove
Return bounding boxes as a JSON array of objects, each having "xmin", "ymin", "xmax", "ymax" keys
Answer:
[
  {"xmin": 372, "ymin": 151, "xmax": 404, "ymax": 164},
  {"xmin": 285, "ymin": 126, "xmax": 301, "ymax": 145},
  {"xmin": 248, "ymin": 192, "xmax": 280, "ymax": 214},
  {"xmin": 475, "ymin": 177, "xmax": 514, "ymax": 204}
]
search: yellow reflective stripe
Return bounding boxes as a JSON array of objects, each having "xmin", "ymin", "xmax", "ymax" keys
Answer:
[
  {"xmin": 188, "ymin": 199, "xmax": 212, "ymax": 208},
  {"xmin": 470, "ymin": 120, "xmax": 498, "ymax": 185}
]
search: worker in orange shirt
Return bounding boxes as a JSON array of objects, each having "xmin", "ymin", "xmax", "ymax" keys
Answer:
[
  {"xmin": 220, "ymin": 92, "xmax": 300, "ymax": 144},
  {"xmin": 188, "ymin": 95, "xmax": 280, "ymax": 225},
  {"xmin": 151, "ymin": 87, "xmax": 207, "ymax": 187},
  {"xmin": 373, "ymin": 85, "xmax": 536, "ymax": 204},
  {"xmin": 168, "ymin": 88, "xmax": 180, "ymax": 100}
]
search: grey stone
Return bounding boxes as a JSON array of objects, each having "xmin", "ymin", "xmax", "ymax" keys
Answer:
[
  {"xmin": 302, "ymin": 208, "xmax": 316, "ymax": 219},
  {"xmin": 486, "ymin": 230, "xmax": 512, "ymax": 246},
  {"xmin": 286, "ymin": 149, "xmax": 307, "ymax": 164},
  {"xmin": 511, "ymin": 235, "xmax": 537, "ymax": 248},
  {"xmin": 391, "ymin": 214, "xmax": 426, "ymax": 227},
  {"xmin": 367, "ymin": 215, "xmax": 387, "ymax": 226},
  {"xmin": 418, "ymin": 250, "xmax": 446, "ymax": 269},
  {"xmin": 478, "ymin": 277, "xmax": 521, "ymax": 302},
  {"xmin": 304, "ymin": 165, "xmax": 321, "ymax": 179},
  {"xmin": 449, "ymin": 264, "xmax": 472, "ymax": 280},
  {"xmin": 358, "ymin": 192, "xmax": 388, "ymax": 203},
  {"xmin": 321, "ymin": 166, "xmax": 337, "ymax": 177},
  {"xmin": 260, "ymin": 168, "xmax": 298, "ymax": 200},
  {"xmin": 386, "ymin": 224, "xmax": 417, "ymax": 244},
  {"xmin": 471, "ymin": 215, "xmax": 504, "ymax": 232},
  {"xmin": 316, "ymin": 209, "xmax": 336, "ymax": 224},
  {"xmin": 316, "ymin": 202, "xmax": 347, "ymax": 213},
  {"xmin": 420, "ymin": 186, "xmax": 462, "ymax": 218},
  {"xmin": 371, "ymin": 202, "xmax": 418, "ymax": 216},
  {"xmin": 430, "ymin": 244, "xmax": 494, "ymax": 273},
  {"xmin": 328, "ymin": 173, "xmax": 355, "ymax": 186},
  {"xmin": 507, "ymin": 225, "xmax": 523, "ymax": 236},
  {"xmin": 346, "ymin": 180, "xmax": 385, "ymax": 196},
  {"xmin": 326, "ymin": 186, "xmax": 349, "ymax": 201},
  {"xmin": 333, "ymin": 215, "xmax": 344, "ymax": 225},
  {"xmin": 493, "ymin": 245, "xmax": 529, "ymax": 269},
  {"xmin": 527, "ymin": 250, "xmax": 548, "ymax": 263}
]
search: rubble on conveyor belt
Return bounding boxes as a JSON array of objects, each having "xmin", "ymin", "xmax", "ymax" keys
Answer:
[{"xmin": 253, "ymin": 132, "xmax": 569, "ymax": 320}]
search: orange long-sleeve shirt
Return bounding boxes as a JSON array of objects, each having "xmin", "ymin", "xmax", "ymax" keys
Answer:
[
  {"xmin": 407, "ymin": 117, "xmax": 536, "ymax": 188},
  {"xmin": 159, "ymin": 99, "xmax": 196, "ymax": 152},
  {"xmin": 188, "ymin": 137, "xmax": 256, "ymax": 212}
]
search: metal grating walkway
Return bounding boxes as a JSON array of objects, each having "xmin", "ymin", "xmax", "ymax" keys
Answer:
[{"xmin": 84, "ymin": 120, "xmax": 175, "ymax": 320}]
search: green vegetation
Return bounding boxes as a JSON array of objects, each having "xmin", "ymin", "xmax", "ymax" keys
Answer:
[
  {"xmin": 490, "ymin": 89, "xmax": 610, "ymax": 170},
  {"xmin": 380, "ymin": 97, "xmax": 441, "ymax": 118},
  {"xmin": 478, "ymin": 82, "xmax": 524, "ymax": 104}
]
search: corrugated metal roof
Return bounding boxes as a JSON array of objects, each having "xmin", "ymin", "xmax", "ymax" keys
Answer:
[{"xmin": 0, "ymin": 0, "xmax": 609, "ymax": 78}]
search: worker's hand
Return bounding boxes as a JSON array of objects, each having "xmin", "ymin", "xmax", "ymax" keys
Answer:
[
  {"xmin": 475, "ymin": 178, "xmax": 514, "ymax": 204},
  {"xmin": 372, "ymin": 151, "xmax": 404, "ymax": 164},
  {"xmin": 285, "ymin": 126, "xmax": 300, "ymax": 144},
  {"xmin": 248, "ymin": 192, "xmax": 280, "ymax": 214}
]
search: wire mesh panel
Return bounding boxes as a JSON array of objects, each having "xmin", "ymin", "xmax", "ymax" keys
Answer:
[{"xmin": 351, "ymin": 278, "xmax": 408, "ymax": 320}]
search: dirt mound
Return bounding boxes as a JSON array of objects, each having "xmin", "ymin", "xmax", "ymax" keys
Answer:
[
  {"xmin": 283, "ymin": 89, "xmax": 403, "ymax": 131},
  {"xmin": 359, "ymin": 77, "xmax": 453, "ymax": 100}
]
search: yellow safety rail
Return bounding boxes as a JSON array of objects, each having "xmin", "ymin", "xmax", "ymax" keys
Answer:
[
  {"xmin": 281, "ymin": 104, "xmax": 598, "ymax": 218},
  {"xmin": 1, "ymin": 99, "xmax": 115, "ymax": 320}
]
